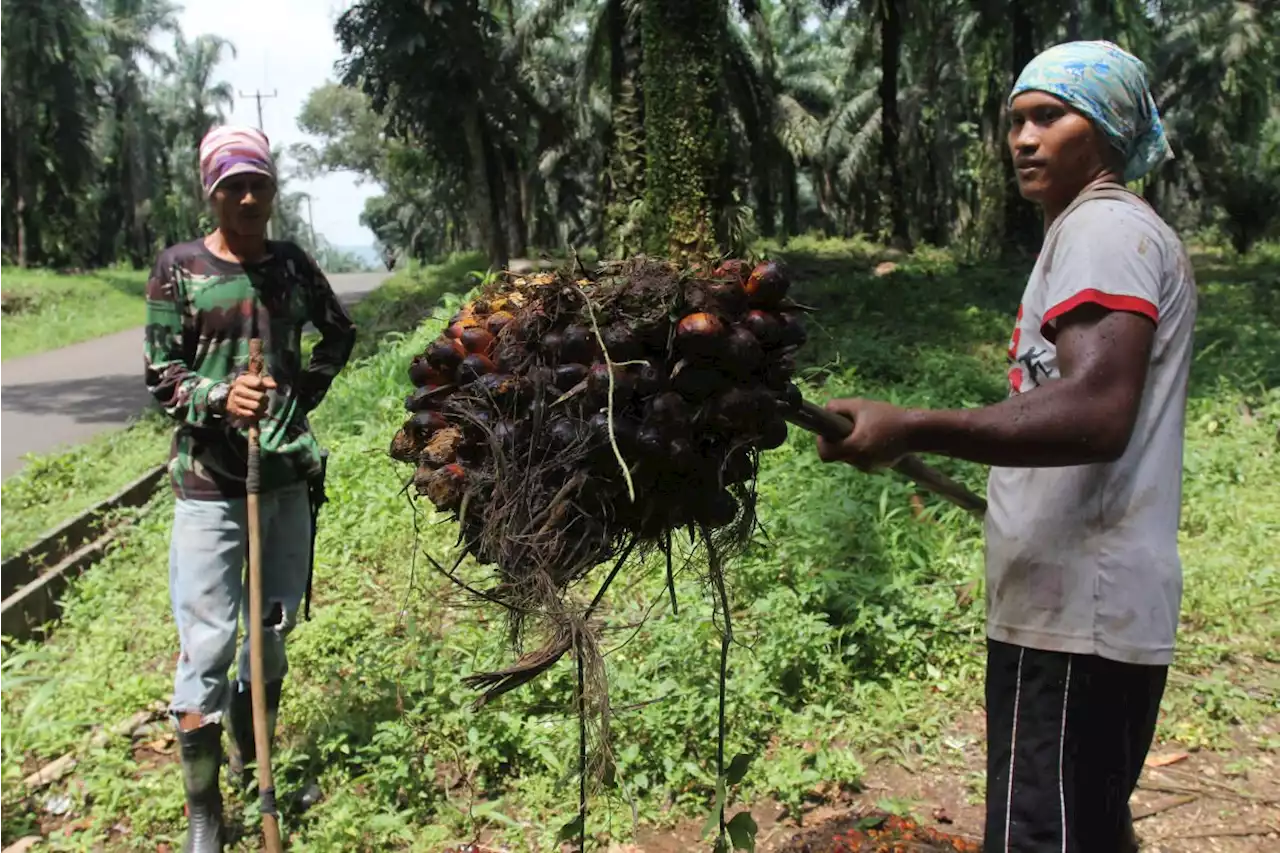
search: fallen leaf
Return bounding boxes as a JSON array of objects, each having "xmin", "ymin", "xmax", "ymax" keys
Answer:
[
  {"xmin": 953, "ymin": 580, "xmax": 978, "ymax": 610},
  {"xmin": 4, "ymin": 838, "xmax": 44, "ymax": 853},
  {"xmin": 1145, "ymin": 751, "xmax": 1189, "ymax": 768}
]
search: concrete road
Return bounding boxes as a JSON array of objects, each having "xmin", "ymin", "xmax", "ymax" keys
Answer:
[{"xmin": 0, "ymin": 271, "xmax": 389, "ymax": 479}]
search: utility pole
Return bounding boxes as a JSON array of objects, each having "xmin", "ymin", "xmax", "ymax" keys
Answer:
[
  {"xmin": 239, "ymin": 88, "xmax": 278, "ymax": 240},
  {"xmin": 300, "ymin": 192, "xmax": 319, "ymax": 265},
  {"xmin": 239, "ymin": 88, "xmax": 277, "ymax": 135}
]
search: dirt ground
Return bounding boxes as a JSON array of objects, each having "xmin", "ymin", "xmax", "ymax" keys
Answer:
[
  {"xmin": 620, "ymin": 708, "xmax": 1280, "ymax": 853},
  {"xmin": 21, "ymin": 707, "xmax": 1278, "ymax": 852}
]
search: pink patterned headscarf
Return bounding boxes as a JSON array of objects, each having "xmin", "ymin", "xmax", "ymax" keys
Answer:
[{"xmin": 198, "ymin": 124, "xmax": 276, "ymax": 196}]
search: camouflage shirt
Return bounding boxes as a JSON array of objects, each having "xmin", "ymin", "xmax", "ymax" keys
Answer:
[{"xmin": 144, "ymin": 238, "xmax": 357, "ymax": 500}]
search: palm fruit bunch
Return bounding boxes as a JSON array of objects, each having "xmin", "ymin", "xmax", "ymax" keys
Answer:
[{"xmin": 389, "ymin": 256, "xmax": 806, "ymax": 610}]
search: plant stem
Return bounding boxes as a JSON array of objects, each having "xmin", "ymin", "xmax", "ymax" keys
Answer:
[
  {"xmin": 578, "ymin": 643, "xmax": 588, "ymax": 853},
  {"xmin": 703, "ymin": 524, "xmax": 731, "ymax": 842}
]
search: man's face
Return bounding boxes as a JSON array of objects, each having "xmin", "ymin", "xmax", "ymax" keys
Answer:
[
  {"xmin": 211, "ymin": 173, "xmax": 275, "ymax": 237},
  {"xmin": 1007, "ymin": 91, "xmax": 1117, "ymax": 210}
]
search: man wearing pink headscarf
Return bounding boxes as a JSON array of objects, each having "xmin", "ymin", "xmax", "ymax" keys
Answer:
[{"xmin": 144, "ymin": 125, "xmax": 356, "ymax": 850}]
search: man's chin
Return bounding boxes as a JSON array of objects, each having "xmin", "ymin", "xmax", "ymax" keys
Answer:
[
  {"xmin": 234, "ymin": 220, "xmax": 268, "ymax": 237},
  {"xmin": 1016, "ymin": 181, "xmax": 1045, "ymax": 203}
]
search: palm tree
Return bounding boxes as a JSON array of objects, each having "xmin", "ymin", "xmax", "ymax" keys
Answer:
[
  {"xmin": 640, "ymin": 0, "xmax": 730, "ymax": 259},
  {"xmin": 726, "ymin": 0, "xmax": 840, "ymax": 240},
  {"xmin": 151, "ymin": 33, "xmax": 237, "ymax": 247},
  {"xmin": 1, "ymin": 0, "xmax": 100, "ymax": 266},
  {"xmin": 90, "ymin": 0, "xmax": 181, "ymax": 264},
  {"xmin": 1150, "ymin": 0, "xmax": 1279, "ymax": 250},
  {"xmin": 337, "ymin": 0, "xmax": 540, "ymax": 269}
]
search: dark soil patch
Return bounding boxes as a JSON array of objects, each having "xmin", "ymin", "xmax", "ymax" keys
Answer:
[
  {"xmin": 629, "ymin": 709, "xmax": 1280, "ymax": 852},
  {"xmin": 1, "ymin": 290, "xmax": 38, "ymax": 315}
]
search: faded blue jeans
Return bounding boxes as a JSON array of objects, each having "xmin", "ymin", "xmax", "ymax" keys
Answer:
[{"xmin": 168, "ymin": 481, "xmax": 310, "ymax": 725}]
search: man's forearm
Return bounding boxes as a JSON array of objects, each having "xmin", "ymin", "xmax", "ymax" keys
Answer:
[{"xmin": 904, "ymin": 379, "xmax": 1135, "ymax": 468}]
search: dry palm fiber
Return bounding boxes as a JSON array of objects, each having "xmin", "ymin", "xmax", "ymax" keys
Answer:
[
  {"xmin": 388, "ymin": 256, "xmax": 807, "ymax": 837},
  {"xmin": 778, "ymin": 814, "xmax": 982, "ymax": 852}
]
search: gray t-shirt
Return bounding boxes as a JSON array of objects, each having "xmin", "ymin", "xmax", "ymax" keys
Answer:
[{"xmin": 985, "ymin": 185, "xmax": 1197, "ymax": 666}]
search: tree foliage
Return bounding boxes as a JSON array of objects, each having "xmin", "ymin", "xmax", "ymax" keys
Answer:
[
  {"xmin": 6, "ymin": 0, "xmax": 1278, "ymax": 270},
  {"xmin": 1, "ymin": 0, "xmax": 366, "ymax": 269},
  {"xmin": 306, "ymin": 0, "xmax": 1279, "ymax": 268}
]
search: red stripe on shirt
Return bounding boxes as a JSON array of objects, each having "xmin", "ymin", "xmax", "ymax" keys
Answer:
[{"xmin": 1041, "ymin": 289, "xmax": 1159, "ymax": 340}]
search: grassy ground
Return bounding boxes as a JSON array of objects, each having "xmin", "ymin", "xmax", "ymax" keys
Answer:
[
  {"xmin": 0, "ymin": 412, "xmax": 171, "ymax": 560},
  {"xmin": 0, "ymin": 254, "xmax": 483, "ymax": 562},
  {"xmin": 0, "ymin": 267, "xmax": 149, "ymax": 361},
  {"xmin": 1, "ymin": 239, "xmax": 1275, "ymax": 852}
]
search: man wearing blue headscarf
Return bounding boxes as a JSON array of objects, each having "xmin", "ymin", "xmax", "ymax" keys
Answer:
[{"xmin": 816, "ymin": 41, "xmax": 1197, "ymax": 851}]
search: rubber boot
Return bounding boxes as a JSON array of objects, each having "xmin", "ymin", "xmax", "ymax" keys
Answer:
[
  {"xmin": 226, "ymin": 680, "xmax": 281, "ymax": 790},
  {"xmin": 227, "ymin": 680, "xmax": 324, "ymax": 812},
  {"xmin": 177, "ymin": 723, "xmax": 224, "ymax": 853}
]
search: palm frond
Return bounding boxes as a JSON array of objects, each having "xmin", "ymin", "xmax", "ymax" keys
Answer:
[{"xmin": 837, "ymin": 106, "xmax": 882, "ymax": 187}]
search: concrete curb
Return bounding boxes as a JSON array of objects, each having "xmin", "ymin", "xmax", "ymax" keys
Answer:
[{"xmin": 1, "ymin": 463, "xmax": 166, "ymax": 642}]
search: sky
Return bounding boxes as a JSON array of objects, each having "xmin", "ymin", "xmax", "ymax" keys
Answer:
[{"xmin": 175, "ymin": 0, "xmax": 379, "ymax": 248}]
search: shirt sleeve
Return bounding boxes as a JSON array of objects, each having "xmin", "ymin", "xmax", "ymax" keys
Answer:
[
  {"xmin": 143, "ymin": 251, "xmax": 228, "ymax": 426},
  {"xmin": 297, "ymin": 249, "xmax": 357, "ymax": 414},
  {"xmin": 1039, "ymin": 199, "xmax": 1164, "ymax": 342}
]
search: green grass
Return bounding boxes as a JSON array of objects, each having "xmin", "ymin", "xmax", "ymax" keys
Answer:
[
  {"xmin": 0, "ymin": 266, "xmax": 150, "ymax": 361},
  {"xmin": 340, "ymin": 251, "xmax": 485, "ymax": 361},
  {"xmin": 2, "ymin": 239, "xmax": 1276, "ymax": 851},
  {"xmin": 0, "ymin": 412, "xmax": 171, "ymax": 560}
]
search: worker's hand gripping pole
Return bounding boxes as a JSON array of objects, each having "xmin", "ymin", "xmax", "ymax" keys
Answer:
[
  {"xmin": 782, "ymin": 398, "xmax": 988, "ymax": 519},
  {"xmin": 246, "ymin": 338, "xmax": 284, "ymax": 853}
]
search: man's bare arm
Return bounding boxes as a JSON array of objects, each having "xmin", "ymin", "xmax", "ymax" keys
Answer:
[{"xmin": 904, "ymin": 305, "xmax": 1155, "ymax": 467}]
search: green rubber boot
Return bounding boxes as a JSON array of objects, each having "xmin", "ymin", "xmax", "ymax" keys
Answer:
[
  {"xmin": 225, "ymin": 680, "xmax": 281, "ymax": 790},
  {"xmin": 177, "ymin": 723, "xmax": 224, "ymax": 853}
]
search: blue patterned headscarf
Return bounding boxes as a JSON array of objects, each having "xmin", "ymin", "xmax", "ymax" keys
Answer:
[{"xmin": 1009, "ymin": 40, "xmax": 1173, "ymax": 182}]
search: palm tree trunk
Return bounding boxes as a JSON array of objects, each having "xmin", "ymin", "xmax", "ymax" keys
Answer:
[
  {"xmin": 744, "ymin": 2, "xmax": 777, "ymax": 239},
  {"xmin": 503, "ymin": 146, "xmax": 528, "ymax": 258},
  {"xmin": 754, "ymin": 155, "xmax": 777, "ymax": 238},
  {"xmin": 1090, "ymin": 0, "xmax": 1116, "ymax": 37},
  {"xmin": 462, "ymin": 106, "xmax": 508, "ymax": 269},
  {"xmin": 879, "ymin": 0, "xmax": 910, "ymax": 249},
  {"xmin": 1005, "ymin": 1, "xmax": 1041, "ymax": 255},
  {"xmin": 862, "ymin": 180, "xmax": 879, "ymax": 237},
  {"xmin": 641, "ymin": 0, "xmax": 725, "ymax": 261},
  {"xmin": 781, "ymin": 157, "xmax": 799, "ymax": 239},
  {"xmin": 605, "ymin": 1, "xmax": 646, "ymax": 258},
  {"xmin": 12, "ymin": 133, "xmax": 30, "ymax": 267},
  {"xmin": 15, "ymin": 196, "xmax": 29, "ymax": 268}
]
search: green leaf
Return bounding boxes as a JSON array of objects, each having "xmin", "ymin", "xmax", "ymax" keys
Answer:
[
  {"xmin": 556, "ymin": 815, "xmax": 583, "ymax": 843},
  {"xmin": 701, "ymin": 777, "xmax": 726, "ymax": 838},
  {"xmin": 726, "ymin": 811, "xmax": 758, "ymax": 852},
  {"xmin": 725, "ymin": 751, "xmax": 755, "ymax": 786}
]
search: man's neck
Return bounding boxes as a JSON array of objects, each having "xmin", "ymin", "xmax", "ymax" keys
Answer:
[
  {"xmin": 1042, "ymin": 170, "xmax": 1125, "ymax": 231},
  {"xmin": 205, "ymin": 229, "xmax": 269, "ymax": 264}
]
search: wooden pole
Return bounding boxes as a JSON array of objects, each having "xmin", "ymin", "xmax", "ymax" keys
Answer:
[
  {"xmin": 783, "ymin": 398, "xmax": 988, "ymax": 519},
  {"xmin": 246, "ymin": 338, "xmax": 284, "ymax": 853}
]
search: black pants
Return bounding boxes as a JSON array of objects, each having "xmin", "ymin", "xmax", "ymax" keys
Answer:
[{"xmin": 983, "ymin": 639, "xmax": 1168, "ymax": 853}]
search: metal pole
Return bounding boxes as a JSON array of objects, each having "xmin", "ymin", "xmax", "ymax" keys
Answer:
[
  {"xmin": 239, "ymin": 89, "xmax": 278, "ymax": 241},
  {"xmin": 305, "ymin": 194, "xmax": 318, "ymax": 259},
  {"xmin": 239, "ymin": 88, "xmax": 278, "ymax": 134}
]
